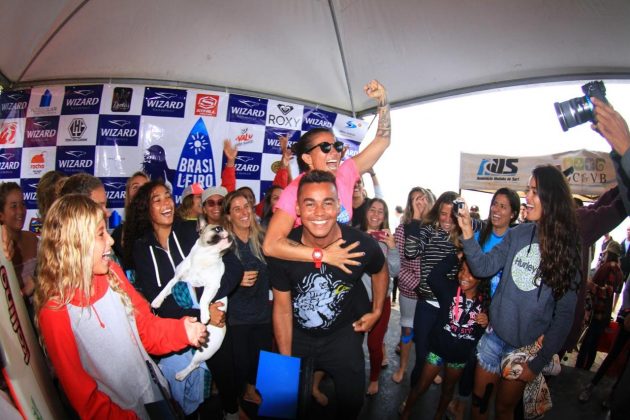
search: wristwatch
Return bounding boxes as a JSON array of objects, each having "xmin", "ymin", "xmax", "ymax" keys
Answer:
[{"xmin": 312, "ymin": 248, "xmax": 323, "ymax": 269}]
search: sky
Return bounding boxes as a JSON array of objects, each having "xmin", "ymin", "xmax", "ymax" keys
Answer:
[{"xmin": 360, "ymin": 79, "xmax": 630, "ymax": 266}]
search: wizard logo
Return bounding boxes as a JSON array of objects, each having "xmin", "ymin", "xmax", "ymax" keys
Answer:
[{"xmin": 174, "ymin": 118, "xmax": 216, "ymax": 203}]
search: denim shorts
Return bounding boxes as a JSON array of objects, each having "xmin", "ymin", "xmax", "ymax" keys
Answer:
[{"xmin": 476, "ymin": 327, "xmax": 517, "ymax": 375}]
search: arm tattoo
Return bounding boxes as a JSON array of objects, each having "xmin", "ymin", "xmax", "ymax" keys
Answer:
[{"xmin": 376, "ymin": 104, "xmax": 391, "ymax": 138}]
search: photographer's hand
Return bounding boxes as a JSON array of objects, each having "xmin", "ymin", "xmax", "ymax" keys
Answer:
[
  {"xmin": 456, "ymin": 202, "xmax": 474, "ymax": 240},
  {"xmin": 592, "ymin": 98, "xmax": 630, "ymax": 156}
]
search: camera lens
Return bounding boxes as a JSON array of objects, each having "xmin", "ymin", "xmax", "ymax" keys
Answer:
[{"xmin": 554, "ymin": 96, "xmax": 594, "ymax": 132}]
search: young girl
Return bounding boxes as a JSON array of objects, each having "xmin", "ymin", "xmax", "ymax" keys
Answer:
[
  {"xmin": 404, "ymin": 191, "xmax": 481, "ymax": 387},
  {"xmin": 458, "ymin": 165, "xmax": 581, "ymax": 420},
  {"xmin": 35, "ymin": 194, "xmax": 208, "ymax": 419},
  {"xmin": 401, "ymin": 254, "xmax": 488, "ymax": 420}
]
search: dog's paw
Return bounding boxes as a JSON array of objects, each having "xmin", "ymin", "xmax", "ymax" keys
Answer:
[
  {"xmin": 151, "ymin": 298, "xmax": 163, "ymax": 308},
  {"xmin": 175, "ymin": 370, "xmax": 189, "ymax": 381}
]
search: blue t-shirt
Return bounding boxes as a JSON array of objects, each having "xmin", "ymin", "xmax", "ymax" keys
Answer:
[{"xmin": 474, "ymin": 229, "xmax": 508, "ymax": 296}]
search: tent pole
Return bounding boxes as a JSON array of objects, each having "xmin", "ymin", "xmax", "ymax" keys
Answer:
[
  {"xmin": 0, "ymin": 70, "xmax": 9, "ymax": 91},
  {"xmin": 327, "ymin": 0, "xmax": 356, "ymax": 118}
]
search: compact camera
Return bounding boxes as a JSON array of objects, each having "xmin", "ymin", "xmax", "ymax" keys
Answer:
[
  {"xmin": 554, "ymin": 81, "xmax": 608, "ymax": 132},
  {"xmin": 452, "ymin": 199, "xmax": 465, "ymax": 217}
]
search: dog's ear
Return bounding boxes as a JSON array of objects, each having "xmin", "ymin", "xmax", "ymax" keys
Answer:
[{"xmin": 197, "ymin": 216, "xmax": 207, "ymax": 232}]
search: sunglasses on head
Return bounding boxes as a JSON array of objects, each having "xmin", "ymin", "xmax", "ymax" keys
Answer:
[
  {"xmin": 305, "ymin": 140, "xmax": 344, "ymax": 154},
  {"xmin": 204, "ymin": 199, "xmax": 224, "ymax": 207}
]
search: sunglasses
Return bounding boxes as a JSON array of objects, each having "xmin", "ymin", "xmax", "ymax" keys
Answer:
[
  {"xmin": 204, "ymin": 199, "xmax": 224, "ymax": 207},
  {"xmin": 305, "ymin": 141, "xmax": 344, "ymax": 154}
]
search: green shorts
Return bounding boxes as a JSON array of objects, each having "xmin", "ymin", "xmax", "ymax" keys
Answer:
[{"xmin": 426, "ymin": 352, "xmax": 466, "ymax": 369}]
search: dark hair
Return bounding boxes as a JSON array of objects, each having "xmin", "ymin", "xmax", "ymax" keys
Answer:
[
  {"xmin": 478, "ymin": 187, "xmax": 520, "ymax": 247},
  {"xmin": 291, "ymin": 128, "xmax": 334, "ymax": 173},
  {"xmin": 298, "ymin": 170, "xmax": 337, "ymax": 195},
  {"xmin": 360, "ymin": 198, "xmax": 390, "ymax": 231},
  {"xmin": 124, "ymin": 171, "xmax": 149, "ymax": 208},
  {"xmin": 261, "ymin": 185, "xmax": 283, "ymax": 227},
  {"xmin": 0, "ymin": 182, "xmax": 22, "ymax": 213},
  {"xmin": 36, "ymin": 170, "xmax": 67, "ymax": 221},
  {"xmin": 531, "ymin": 165, "xmax": 581, "ymax": 299},
  {"xmin": 424, "ymin": 191, "xmax": 462, "ymax": 248},
  {"xmin": 122, "ymin": 180, "xmax": 169, "ymax": 269},
  {"xmin": 59, "ymin": 172, "xmax": 103, "ymax": 197}
]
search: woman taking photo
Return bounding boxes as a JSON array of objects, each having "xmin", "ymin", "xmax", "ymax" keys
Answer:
[
  {"xmin": 392, "ymin": 187, "xmax": 434, "ymax": 384},
  {"xmin": 223, "ymin": 190, "xmax": 273, "ymax": 405},
  {"xmin": 457, "ymin": 165, "xmax": 581, "ymax": 420}
]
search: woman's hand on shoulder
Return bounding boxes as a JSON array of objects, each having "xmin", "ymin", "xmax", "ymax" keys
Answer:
[{"xmin": 323, "ymin": 238, "xmax": 364, "ymax": 274}]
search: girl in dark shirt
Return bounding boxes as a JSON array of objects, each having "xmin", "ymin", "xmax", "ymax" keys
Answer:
[{"xmin": 401, "ymin": 254, "xmax": 488, "ymax": 420}]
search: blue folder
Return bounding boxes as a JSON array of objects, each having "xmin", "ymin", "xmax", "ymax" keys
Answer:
[{"xmin": 256, "ymin": 351, "xmax": 301, "ymax": 419}]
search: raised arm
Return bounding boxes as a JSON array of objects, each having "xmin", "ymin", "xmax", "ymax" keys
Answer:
[
  {"xmin": 221, "ymin": 139, "xmax": 237, "ymax": 192},
  {"xmin": 352, "ymin": 80, "xmax": 391, "ymax": 174}
]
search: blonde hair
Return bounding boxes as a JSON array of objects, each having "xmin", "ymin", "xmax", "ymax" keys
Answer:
[
  {"xmin": 223, "ymin": 191, "xmax": 266, "ymax": 263},
  {"xmin": 34, "ymin": 194, "xmax": 130, "ymax": 315}
]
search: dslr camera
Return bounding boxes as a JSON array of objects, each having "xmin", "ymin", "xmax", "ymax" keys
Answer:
[
  {"xmin": 554, "ymin": 81, "xmax": 608, "ymax": 132},
  {"xmin": 452, "ymin": 199, "xmax": 465, "ymax": 217}
]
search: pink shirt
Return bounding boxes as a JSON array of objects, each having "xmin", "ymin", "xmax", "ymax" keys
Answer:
[{"xmin": 275, "ymin": 158, "xmax": 358, "ymax": 225}]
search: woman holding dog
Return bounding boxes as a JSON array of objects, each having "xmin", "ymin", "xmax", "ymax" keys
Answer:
[
  {"xmin": 36, "ymin": 194, "xmax": 209, "ymax": 419},
  {"xmin": 223, "ymin": 190, "xmax": 273, "ymax": 406},
  {"xmin": 124, "ymin": 180, "xmax": 244, "ymax": 419}
]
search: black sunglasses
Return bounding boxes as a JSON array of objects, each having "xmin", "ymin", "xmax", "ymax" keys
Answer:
[{"xmin": 305, "ymin": 140, "xmax": 344, "ymax": 154}]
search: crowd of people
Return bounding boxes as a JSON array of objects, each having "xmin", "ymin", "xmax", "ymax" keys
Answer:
[{"xmin": 1, "ymin": 81, "xmax": 630, "ymax": 420}]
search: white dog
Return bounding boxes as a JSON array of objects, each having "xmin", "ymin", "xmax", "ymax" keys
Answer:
[{"xmin": 151, "ymin": 221, "xmax": 232, "ymax": 380}]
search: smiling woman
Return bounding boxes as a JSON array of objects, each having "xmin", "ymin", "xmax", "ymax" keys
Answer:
[{"xmin": 123, "ymin": 180, "xmax": 245, "ymax": 417}]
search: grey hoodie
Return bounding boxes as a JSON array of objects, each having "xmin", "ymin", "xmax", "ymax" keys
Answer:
[{"xmin": 462, "ymin": 222, "xmax": 580, "ymax": 374}]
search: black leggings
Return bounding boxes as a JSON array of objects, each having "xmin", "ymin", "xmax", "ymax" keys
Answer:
[
  {"xmin": 205, "ymin": 330, "xmax": 239, "ymax": 414},
  {"xmin": 230, "ymin": 323, "xmax": 273, "ymax": 389}
]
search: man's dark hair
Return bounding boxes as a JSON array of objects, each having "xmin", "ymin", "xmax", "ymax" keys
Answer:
[
  {"xmin": 298, "ymin": 170, "xmax": 337, "ymax": 196},
  {"xmin": 59, "ymin": 172, "xmax": 103, "ymax": 197}
]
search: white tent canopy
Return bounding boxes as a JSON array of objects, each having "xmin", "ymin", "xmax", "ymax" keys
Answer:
[{"xmin": 3, "ymin": 0, "xmax": 630, "ymax": 115}]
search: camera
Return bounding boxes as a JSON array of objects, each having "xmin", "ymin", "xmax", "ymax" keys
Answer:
[
  {"xmin": 554, "ymin": 81, "xmax": 608, "ymax": 132},
  {"xmin": 452, "ymin": 199, "xmax": 465, "ymax": 217}
]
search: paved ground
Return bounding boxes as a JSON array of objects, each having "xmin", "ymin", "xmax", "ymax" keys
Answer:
[
  {"xmin": 252, "ymin": 302, "xmax": 621, "ymax": 419},
  {"xmin": 281, "ymin": 303, "xmax": 618, "ymax": 420}
]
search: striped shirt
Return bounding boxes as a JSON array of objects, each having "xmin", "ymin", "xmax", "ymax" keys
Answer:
[{"xmin": 405, "ymin": 223, "xmax": 458, "ymax": 303}]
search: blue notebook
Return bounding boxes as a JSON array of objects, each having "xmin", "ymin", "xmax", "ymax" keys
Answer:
[{"xmin": 256, "ymin": 351, "xmax": 301, "ymax": 419}]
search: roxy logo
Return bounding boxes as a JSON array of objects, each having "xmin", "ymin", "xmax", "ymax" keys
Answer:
[
  {"xmin": 277, "ymin": 104, "xmax": 294, "ymax": 115},
  {"xmin": 477, "ymin": 158, "xmax": 519, "ymax": 176}
]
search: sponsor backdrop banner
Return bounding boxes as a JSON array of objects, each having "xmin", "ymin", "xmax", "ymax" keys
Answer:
[
  {"xmin": 0, "ymin": 84, "xmax": 368, "ymax": 232},
  {"xmin": 459, "ymin": 150, "xmax": 616, "ymax": 196}
]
